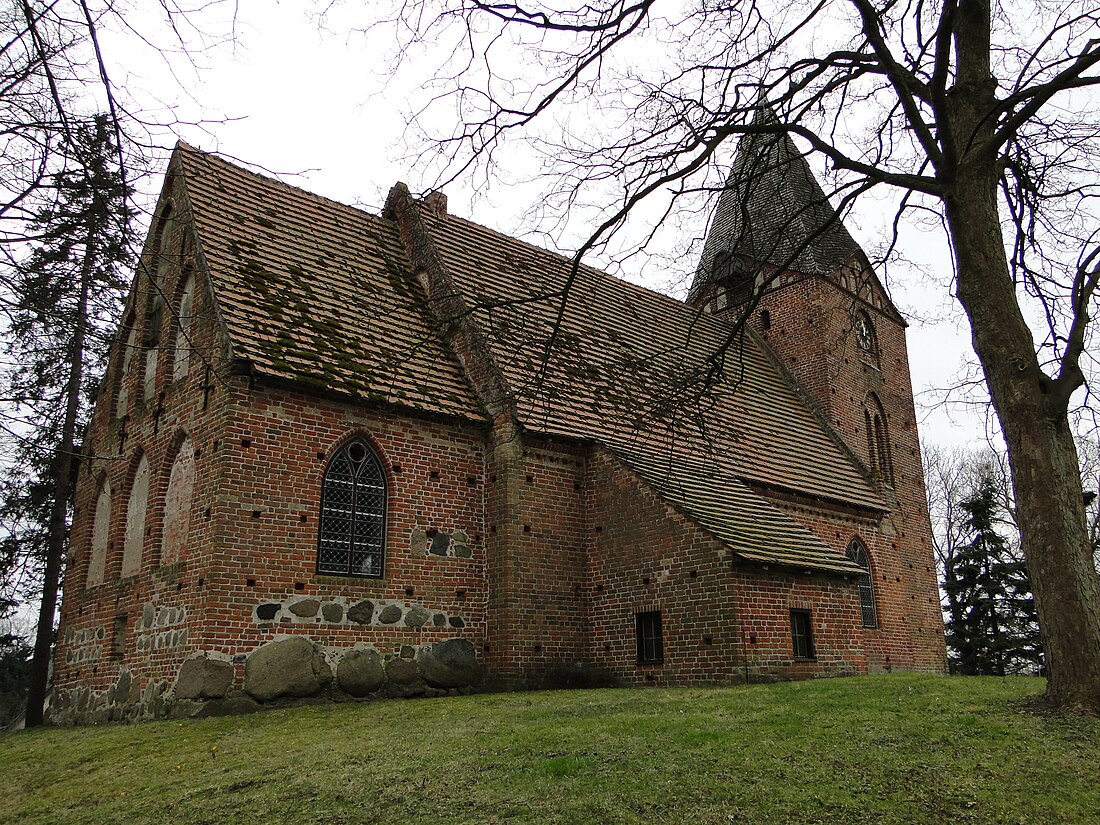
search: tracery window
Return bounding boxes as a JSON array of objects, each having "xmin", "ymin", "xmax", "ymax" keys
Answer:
[
  {"xmin": 317, "ymin": 438, "xmax": 386, "ymax": 578},
  {"xmin": 846, "ymin": 539, "xmax": 878, "ymax": 628}
]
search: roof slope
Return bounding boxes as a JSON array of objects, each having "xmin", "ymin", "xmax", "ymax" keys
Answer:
[
  {"xmin": 690, "ymin": 111, "xmax": 863, "ymax": 301},
  {"xmin": 615, "ymin": 447, "xmax": 864, "ymax": 574},
  {"xmin": 173, "ymin": 144, "xmax": 880, "ymax": 573},
  {"xmin": 423, "ymin": 211, "xmax": 883, "ymax": 512},
  {"xmin": 176, "ymin": 144, "xmax": 483, "ymax": 421}
]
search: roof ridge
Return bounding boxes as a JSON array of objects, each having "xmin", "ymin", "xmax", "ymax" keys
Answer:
[{"xmin": 174, "ymin": 142, "xmax": 390, "ymax": 228}]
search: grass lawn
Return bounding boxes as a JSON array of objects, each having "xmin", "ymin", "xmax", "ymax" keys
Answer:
[{"xmin": 1, "ymin": 674, "xmax": 1098, "ymax": 824}]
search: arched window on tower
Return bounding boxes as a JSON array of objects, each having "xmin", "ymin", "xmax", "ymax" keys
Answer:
[
  {"xmin": 317, "ymin": 437, "xmax": 386, "ymax": 578},
  {"xmin": 846, "ymin": 538, "xmax": 878, "ymax": 628},
  {"xmin": 864, "ymin": 393, "xmax": 894, "ymax": 486},
  {"xmin": 711, "ymin": 251, "xmax": 756, "ymax": 307}
]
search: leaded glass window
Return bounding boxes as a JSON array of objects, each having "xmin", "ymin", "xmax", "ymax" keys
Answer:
[
  {"xmin": 317, "ymin": 438, "xmax": 386, "ymax": 577},
  {"xmin": 846, "ymin": 539, "xmax": 878, "ymax": 628}
]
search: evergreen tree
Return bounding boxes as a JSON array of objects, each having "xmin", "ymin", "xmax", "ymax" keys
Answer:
[
  {"xmin": 944, "ymin": 473, "xmax": 1044, "ymax": 676},
  {"xmin": 0, "ymin": 114, "xmax": 132, "ymax": 725},
  {"xmin": 0, "ymin": 629, "xmax": 31, "ymax": 728}
]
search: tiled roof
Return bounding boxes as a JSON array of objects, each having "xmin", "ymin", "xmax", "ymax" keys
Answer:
[
  {"xmin": 424, "ymin": 212, "xmax": 884, "ymax": 512},
  {"xmin": 173, "ymin": 143, "xmax": 884, "ymax": 574},
  {"xmin": 614, "ymin": 447, "xmax": 865, "ymax": 575},
  {"xmin": 690, "ymin": 108, "xmax": 864, "ymax": 302},
  {"xmin": 176, "ymin": 144, "xmax": 484, "ymax": 421}
]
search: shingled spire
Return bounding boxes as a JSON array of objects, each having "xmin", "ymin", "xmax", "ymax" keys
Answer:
[{"xmin": 688, "ymin": 107, "xmax": 863, "ymax": 304}]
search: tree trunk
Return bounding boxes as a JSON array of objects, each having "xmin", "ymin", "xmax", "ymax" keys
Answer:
[
  {"xmin": 937, "ymin": 0, "xmax": 1100, "ymax": 712},
  {"xmin": 24, "ymin": 229, "xmax": 94, "ymax": 727},
  {"xmin": 945, "ymin": 182, "xmax": 1100, "ymax": 710}
]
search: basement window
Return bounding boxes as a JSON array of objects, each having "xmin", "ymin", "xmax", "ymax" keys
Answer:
[
  {"xmin": 790, "ymin": 609, "xmax": 815, "ymax": 660},
  {"xmin": 635, "ymin": 611, "xmax": 664, "ymax": 665}
]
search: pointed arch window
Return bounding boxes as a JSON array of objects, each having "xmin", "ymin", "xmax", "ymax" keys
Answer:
[
  {"xmin": 846, "ymin": 539, "xmax": 878, "ymax": 628},
  {"xmin": 317, "ymin": 438, "xmax": 386, "ymax": 578},
  {"xmin": 154, "ymin": 204, "xmax": 174, "ymax": 276},
  {"xmin": 864, "ymin": 393, "xmax": 894, "ymax": 486},
  {"xmin": 122, "ymin": 455, "xmax": 150, "ymax": 577},
  {"xmin": 173, "ymin": 269, "xmax": 195, "ymax": 381},
  {"xmin": 144, "ymin": 290, "xmax": 164, "ymax": 402},
  {"xmin": 161, "ymin": 437, "xmax": 195, "ymax": 566},
  {"xmin": 87, "ymin": 480, "xmax": 111, "ymax": 587}
]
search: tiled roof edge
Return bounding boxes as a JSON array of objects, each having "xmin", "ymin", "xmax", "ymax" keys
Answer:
[
  {"xmin": 175, "ymin": 141, "xmax": 386, "ymax": 227},
  {"xmin": 173, "ymin": 142, "xmax": 241, "ymax": 368},
  {"xmin": 603, "ymin": 443, "xmax": 864, "ymax": 576}
]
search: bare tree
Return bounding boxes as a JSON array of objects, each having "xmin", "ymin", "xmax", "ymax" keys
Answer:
[
  {"xmin": 0, "ymin": 0, "xmax": 235, "ymax": 726},
  {"xmin": 346, "ymin": 0, "xmax": 1100, "ymax": 711}
]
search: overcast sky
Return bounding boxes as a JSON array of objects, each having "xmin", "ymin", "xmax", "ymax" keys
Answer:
[{"xmin": 99, "ymin": 1, "xmax": 989, "ymax": 451}]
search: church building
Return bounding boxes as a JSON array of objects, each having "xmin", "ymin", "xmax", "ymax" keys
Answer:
[{"xmin": 49, "ymin": 129, "xmax": 946, "ymax": 722}]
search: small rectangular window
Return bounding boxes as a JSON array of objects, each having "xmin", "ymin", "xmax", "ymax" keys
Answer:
[
  {"xmin": 790, "ymin": 610, "xmax": 815, "ymax": 660},
  {"xmin": 635, "ymin": 611, "xmax": 663, "ymax": 665}
]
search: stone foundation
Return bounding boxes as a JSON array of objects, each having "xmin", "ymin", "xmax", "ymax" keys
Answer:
[{"xmin": 46, "ymin": 635, "xmax": 483, "ymax": 726}]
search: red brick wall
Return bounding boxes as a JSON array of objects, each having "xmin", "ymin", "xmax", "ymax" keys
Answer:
[
  {"xmin": 56, "ymin": 180, "xmax": 233, "ymax": 705},
  {"xmin": 205, "ymin": 380, "xmax": 487, "ymax": 659},
  {"xmin": 586, "ymin": 447, "xmax": 871, "ymax": 685},
  {"xmin": 483, "ymin": 436, "xmax": 589, "ymax": 686}
]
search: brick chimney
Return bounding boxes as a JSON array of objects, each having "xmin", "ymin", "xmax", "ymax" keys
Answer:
[{"xmin": 423, "ymin": 190, "xmax": 448, "ymax": 219}]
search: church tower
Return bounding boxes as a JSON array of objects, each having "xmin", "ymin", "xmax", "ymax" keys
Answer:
[{"xmin": 688, "ymin": 112, "xmax": 946, "ymax": 671}]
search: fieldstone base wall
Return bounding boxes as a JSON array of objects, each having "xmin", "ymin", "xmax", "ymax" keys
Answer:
[{"xmin": 47, "ymin": 636, "xmax": 484, "ymax": 726}]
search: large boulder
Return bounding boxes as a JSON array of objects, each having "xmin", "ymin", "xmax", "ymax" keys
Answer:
[
  {"xmin": 174, "ymin": 655, "xmax": 234, "ymax": 700},
  {"xmin": 244, "ymin": 637, "xmax": 332, "ymax": 702},
  {"xmin": 385, "ymin": 657, "xmax": 419, "ymax": 685},
  {"xmin": 336, "ymin": 648, "xmax": 386, "ymax": 697},
  {"xmin": 416, "ymin": 639, "xmax": 482, "ymax": 689}
]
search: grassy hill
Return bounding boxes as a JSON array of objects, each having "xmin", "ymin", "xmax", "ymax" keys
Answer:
[{"xmin": 2, "ymin": 674, "xmax": 1098, "ymax": 824}]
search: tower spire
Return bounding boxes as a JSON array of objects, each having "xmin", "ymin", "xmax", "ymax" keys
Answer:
[{"xmin": 689, "ymin": 108, "xmax": 863, "ymax": 304}]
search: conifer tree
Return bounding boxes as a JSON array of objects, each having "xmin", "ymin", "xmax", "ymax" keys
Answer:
[
  {"xmin": 945, "ymin": 473, "xmax": 1043, "ymax": 676},
  {"xmin": 1, "ymin": 114, "xmax": 132, "ymax": 726}
]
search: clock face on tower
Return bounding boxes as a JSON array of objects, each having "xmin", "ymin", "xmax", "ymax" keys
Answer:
[{"xmin": 855, "ymin": 311, "xmax": 876, "ymax": 354}]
